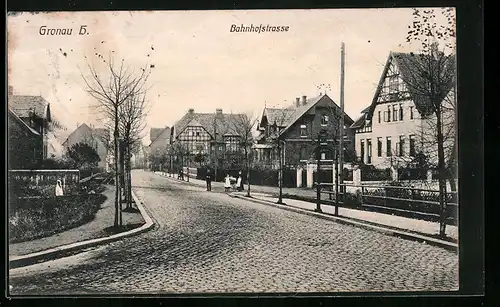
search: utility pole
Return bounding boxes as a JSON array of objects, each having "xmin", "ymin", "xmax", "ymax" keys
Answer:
[
  {"xmin": 339, "ymin": 42, "xmax": 346, "ymax": 202},
  {"xmin": 214, "ymin": 114, "xmax": 218, "ymax": 181}
]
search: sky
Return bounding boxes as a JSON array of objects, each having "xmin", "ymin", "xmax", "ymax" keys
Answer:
[{"xmin": 7, "ymin": 8, "xmax": 455, "ymax": 145}]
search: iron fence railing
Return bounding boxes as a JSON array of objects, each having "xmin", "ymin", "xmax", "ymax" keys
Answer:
[{"xmin": 317, "ymin": 183, "xmax": 458, "ymax": 223}]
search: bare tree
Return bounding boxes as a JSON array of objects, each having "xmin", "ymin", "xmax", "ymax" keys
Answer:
[
  {"xmin": 118, "ymin": 92, "xmax": 150, "ymax": 210},
  {"xmin": 229, "ymin": 112, "xmax": 257, "ymax": 197},
  {"xmin": 81, "ymin": 56, "xmax": 151, "ymax": 228},
  {"xmin": 170, "ymin": 142, "xmax": 190, "ymax": 177},
  {"xmin": 265, "ymin": 107, "xmax": 294, "ymax": 204},
  {"xmin": 401, "ymin": 7, "xmax": 456, "ymax": 237}
]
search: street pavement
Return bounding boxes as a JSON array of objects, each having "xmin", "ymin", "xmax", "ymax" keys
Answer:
[{"xmin": 9, "ymin": 170, "xmax": 458, "ymax": 294}]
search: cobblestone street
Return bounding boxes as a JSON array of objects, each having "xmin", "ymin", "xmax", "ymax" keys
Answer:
[{"xmin": 9, "ymin": 170, "xmax": 459, "ymax": 295}]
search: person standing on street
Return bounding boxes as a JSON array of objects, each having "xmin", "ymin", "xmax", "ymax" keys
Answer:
[
  {"xmin": 236, "ymin": 172, "xmax": 243, "ymax": 192},
  {"xmin": 206, "ymin": 168, "xmax": 212, "ymax": 191},
  {"xmin": 224, "ymin": 174, "xmax": 232, "ymax": 192}
]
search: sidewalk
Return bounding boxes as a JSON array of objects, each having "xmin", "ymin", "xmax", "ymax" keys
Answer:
[
  {"xmin": 155, "ymin": 171, "xmax": 458, "ymax": 243},
  {"xmin": 234, "ymin": 192, "xmax": 458, "ymax": 241},
  {"xmin": 157, "ymin": 171, "xmax": 315, "ymax": 197},
  {"xmin": 9, "ymin": 186, "xmax": 146, "ymax": 258}
]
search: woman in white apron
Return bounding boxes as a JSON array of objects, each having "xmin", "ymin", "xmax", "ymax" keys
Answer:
[
  {"xmin": 224, "ymin": 174, "xmax": 231, "ymax": 192},
  {"xmin": 55, "ymin": 180, "xmax": 64, "ymax": 196}
]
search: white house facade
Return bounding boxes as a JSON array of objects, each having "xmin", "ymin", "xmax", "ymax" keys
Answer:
[{"xmin": 351, "ymin": 50, "xmax": 456, "ymax": 171}]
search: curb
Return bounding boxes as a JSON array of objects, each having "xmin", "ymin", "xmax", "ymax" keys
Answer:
[
  {"xmin": 230, "ymin": 194, "xmax": 458, "ymax": 252},
  {"xmin": 9, "ymin": 190, "xmax": 155, "ymax": 269}
]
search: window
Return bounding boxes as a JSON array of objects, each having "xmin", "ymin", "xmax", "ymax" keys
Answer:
[
  {"xmin": 389, "ymin": 75, "xmax": 398, "ymax": 93},
  {"xmin": 321, "ymin": 115, "xmax": 329, "ymax": 126},
  {"xmin": 300, "ymin": 147, "xmax": 307, "ymax": 160},
  {"xmin": 360, "ymin": 140, "xmax": 365, "ymax": 162},
  {"xmin": 399, "ymin": 104, "xmax": 403, "ymax": 121},
  {"xmin": 367, "ymin": 139, "xmax": 372, "ymax": 164},
  {"xmin": 300, "ymin": 124, "xmax": 307, "ymax": 137},
  {"xmin": 386, "ymin": 137, "xmax": 392, "ymax": 157},
  {"xmin": 387, "ymin": 106, "xmax": 391, "ymax": 122},
  {"xmin": 392, "ymin": 105, "xmax": 398, "ymax": 121},
  {"xmin": 409, "ymin": 135, "xmax": 416, "ymax": 156},
  {"xmin": 399, "ymin": 135, "xmax": 405, "ymax": 156},
  {"xmin": 378, "ymin": 111, "xmax": 381, "ymax": 123},
  {"xmin": 320, "ymin": 152, "xmax": 326, "ymax": 160},
  {"xmin": 410, "ymin": 106, "xmax": 414, "ymax": 119},
  {"xmin": 377, "ymin": 137, "xmax": 382, "ymax": 157},
  {"xmin": 196, "ymin": 131, "xmax": 200, "ymax": 137}
]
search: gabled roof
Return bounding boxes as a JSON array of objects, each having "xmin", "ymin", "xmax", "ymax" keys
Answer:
[
  {"xmin": 9, "ymin": 95, "xmax": 51, "ymax": 121},
  {"xmin": 350, "ymin": 113, "xmax": 368, "ymax": 129},
  {"xmin": 149, "ymin": 127, "xmax": 171, "ymax": 147},
  {"xmin": 262, "ymin": 108, "xmax": 295, "ymax": 128},
  {"xmin": 8, "ymin": 108, "xmax": 41, "ymax": 136},
  {"xmin": 172, "ymin": 112, "xmax": 244, "ymax": 140},
  {"xmin": 277, "ymin": 94, "xmax": 354, "ymax": 137},
  {"xmin": 150, "ymin": 128, "xmax": 166, "ymax": 142},
  {"xmin": 364, "ymin": 51, "xmax": 456, "ymax": 122},
  {"xmin": 63, "ymin": 123, "xmax": 109, "ymax": 146}
]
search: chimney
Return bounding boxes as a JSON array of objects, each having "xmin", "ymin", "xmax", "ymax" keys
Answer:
[
  {"xmin": 8, "ymin": 86, "xmax": 13, "ymax": 96},
  {"xmin": 302, "ymin": 95, "xmax": 307, "ymax": 106},
  {"xmin": 188, "ymin": 108, "xmax": 194, "ymax": 114},
  {"xmin": 295, "ymin": 97, "xmax": 300, "ymax": 108},
  {"xmin": 216, "ymin": 108, "xmax": 223, "ymax": 115}
]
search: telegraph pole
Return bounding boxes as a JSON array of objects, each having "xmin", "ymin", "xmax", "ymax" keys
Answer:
[
  {"xmin": 339, "ymin": 42, "xmax": 346, "ymax": 202},
  {"xmin": 214, "ymin": 114, "xmax": 218, "ymax": 181}
]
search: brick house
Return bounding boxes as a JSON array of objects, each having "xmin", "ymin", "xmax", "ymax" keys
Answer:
[
  {"xmin": 350, "ymin": 50, "xmax": 456, "ymax": 172},
  {"xmin": 8, "ymin": 86, "xmax": 52, "ymax": 168},
  {"xmin": 254, "ymin": 93, "xmax": 355, "ymax": 187}
]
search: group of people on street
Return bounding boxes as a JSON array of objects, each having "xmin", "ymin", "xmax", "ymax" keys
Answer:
[{"xmin": 204, "ymin": 169, "xmax": 244, "ymax": 192}]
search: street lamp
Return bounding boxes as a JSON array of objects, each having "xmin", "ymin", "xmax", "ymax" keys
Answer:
[
  {"xmin": 315, "ymin": 129, "xmax": 328, "ymax": 213},
  {"xmin": 277, "ymin": 139, "xmax": 284, "ymax": 205}
]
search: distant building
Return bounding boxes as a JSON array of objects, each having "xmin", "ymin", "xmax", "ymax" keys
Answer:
[
  {"xmin": 170, "ymin": 108, "xmax": 245, "ymax": 169},
  {"xmin": 63, "ymin": 123, "xmax": 110, "ymax": 171},
  {"xmin": 8, "ymin": 86, "xmax": 52, "ymax": 165},
  {"xmin": 350, "ymin": 50, "xmax": 456, "ymax": 170}
]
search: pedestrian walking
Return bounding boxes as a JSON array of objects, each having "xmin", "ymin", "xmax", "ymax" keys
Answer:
[
  {"xmin": 224, "ymin": 174, "xmax": 232, "ymax": 192},
  {"xmin": 55, "ymin": 179, "xmax": 64, "ymax": 197},
  {"xmin": 206, "ymin": 169, "xmax": 212, "ymax": 191},
  {"xmin": 236, "ymin": 175, "xmax": 243, "ymax": 192}
]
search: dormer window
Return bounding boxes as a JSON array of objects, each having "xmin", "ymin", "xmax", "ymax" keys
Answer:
[{"xmin": 321, "ymin": 115, "xmax": 329, "ymax": 126}]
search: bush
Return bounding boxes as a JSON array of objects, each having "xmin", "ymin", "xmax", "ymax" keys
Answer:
[
  {"xmin": 398, "ymin": 167, "xmax": 427, "ymax": 180},
  {"xmin": 361, "ymin": 165, "xmax": 391, "ymax": 181},
  {"xmin": 9, "ymin": 193, "xmax": 107, "ymax": 243}
]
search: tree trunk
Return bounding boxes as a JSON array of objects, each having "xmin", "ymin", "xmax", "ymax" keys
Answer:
[
  {"xmin": 246, "ymin": 147, "xmax": 250, "ymax": 197},
  {"xmin": 113, "ymin": 108, "xmax": 120, "ymax": 228},
  {"xmin": 127, "ymin": 146, "xmax": 133, "ymax": 209},
  {"xmin": 278, "ymin": 141, "xmax": 283, "ymax": 204},
  {"xmin": 436, "ymin": 108, "xmax": 447, "ymax": 237}
]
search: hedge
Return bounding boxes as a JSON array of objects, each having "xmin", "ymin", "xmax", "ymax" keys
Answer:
[{"xmin": 9, "ymin": 193, "xmax": 107, "ymax": 243}]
